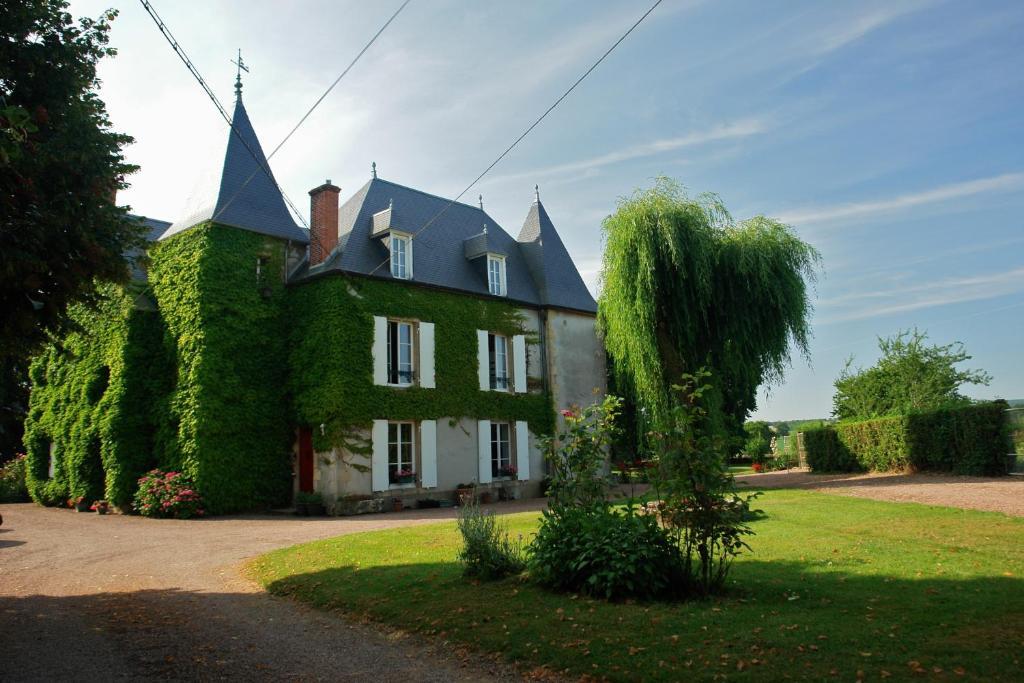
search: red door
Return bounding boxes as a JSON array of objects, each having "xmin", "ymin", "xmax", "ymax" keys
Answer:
[{"xmin": 298, "ymin": 427, "xmax": 314, "ymax": 493}]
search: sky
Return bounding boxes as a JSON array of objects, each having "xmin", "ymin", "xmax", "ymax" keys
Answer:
[{"xmin": 71, "ymin": 0, "xmax": 1024, "ymax": 420}]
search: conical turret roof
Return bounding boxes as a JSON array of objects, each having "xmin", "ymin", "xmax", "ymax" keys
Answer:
[
  {"xmin": 517, "ymin": 197, "xmax": 596, "ymax": 313},
  {"xmin": 160, "ymin": 95, "xmax": 308, "ymax": 244}
]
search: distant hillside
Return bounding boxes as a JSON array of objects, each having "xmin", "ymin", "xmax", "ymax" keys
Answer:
[{"xmin": 1006, "ymin": 399, "xmax": 1024, "ymax": 407}]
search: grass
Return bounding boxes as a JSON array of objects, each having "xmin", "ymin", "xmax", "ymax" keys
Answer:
[{"xmin": 249, "ymin": 490, "xmax": 1024, "ymax": 681}]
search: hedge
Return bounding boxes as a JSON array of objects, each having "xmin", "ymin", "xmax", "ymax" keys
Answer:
[{"xmin": 804, "ymin": 402, "xmax": 1009, "ymax": 476}]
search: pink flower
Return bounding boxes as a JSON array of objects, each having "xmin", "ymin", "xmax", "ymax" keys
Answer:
[{"xmin": 560, "ymin": 409, "xmax": 576, "ymax": 418}]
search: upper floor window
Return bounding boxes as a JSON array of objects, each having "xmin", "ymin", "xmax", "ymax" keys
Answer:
[
  {"xmin": 390, "ymin": 233, "xmax": 412, "ymax": 279},
  {"xmin": 387, "ymin": 320, "xmax": 414, "ymax": 386},
  {"xmin": 487, "ymin": 255, "xmax": 506, "ymax": 296},
  {"xmin": 488, "ymin": 333, "xmax": 509, "ymax": 391}
]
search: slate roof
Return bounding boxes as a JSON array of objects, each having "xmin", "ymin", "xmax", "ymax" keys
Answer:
[
  {"xmin": 517, "ymin": 199, "xmax": 597, "ymax": 313},
  {"xmin": 299, "ymin": 177, "xmax": 597, "ymax": 314},
  {"xmin": 127, "ymin": 215, "xmax": 171, "ymax": 282},
  {"xmin": 160, "ymin": 96, "xmax": 308, "ymax": 244}
]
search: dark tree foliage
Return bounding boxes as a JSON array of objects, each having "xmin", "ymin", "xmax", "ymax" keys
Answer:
[
  {"xmin": 0, "ymin": 1, "xmax": 140, "ymax": 460},
  {"xmin": 597, "ymin": 178, "xmax": 820, "ymax": 443},
  {"xmin": 832, "ymin": 328, "xmax": 992, "ymax": 420}
]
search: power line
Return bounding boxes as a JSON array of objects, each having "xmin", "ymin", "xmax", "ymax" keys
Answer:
[
  {"xmin": 138, "ymin": 0, "xmax": 311, "ymax": 231},
  {"xmin": 139, "ymin": 0, "xmax": 409, "ymax": 256},
  {"xmin": 367, "ymin": 0, "xmax": 664, "ymax": 276},
  {"xmin": 213, "ymin": 0, "xmax": 412, "ymax": 224}
]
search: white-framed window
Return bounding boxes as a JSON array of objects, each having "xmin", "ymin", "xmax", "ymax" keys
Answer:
[
  {"xmin": 390, "ymin": 233, "xmax": 412, "ymax": 279},
  {"xmin": 387, "ymin": 320, "xmax": 415, "ymax": 386},
  {"xmin": 487, "ymin": 254, "xmax": 506, "ymax": 296},
  {"xmin": 488, "ymin": 333, "xmax": 509, "ymax": 391},
  {"xmin": 388, "ymin": 421, "xmax": 415, "ymax": 485},
  {"xmin": 491, "ymin": 422, "xmax": 513, "ymax": 478}
]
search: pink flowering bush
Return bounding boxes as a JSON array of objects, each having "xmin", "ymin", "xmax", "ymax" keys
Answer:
[{"xmin": 132, "ymin": 469, "xmax": 205, "ymax": 519}]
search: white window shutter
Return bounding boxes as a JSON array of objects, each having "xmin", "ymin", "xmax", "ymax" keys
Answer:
[
  {"xmin": 476, "ymin": 330, "xmax": 489, "ymax": 391},
  {"xmin": 477, "ymin": 419, "xmax": 492, "ymax": 484},
  {"xmin": 512, "ymin": 335, "xmax": 527, "ymax": 393},
  {"xmin": 420, "ymin": 420, "xmax": 437, "ymax": 488},
  {"xmin": 372, "ymin": 316, "xmax": 388, "ymax": 386},
  {"xmin": 419, "ymin": 322, "xmax": 435, "ymax": 389},
  {"xmin": 515, "ymin": 421, "xmax": 530, "ymax": 481},
  {"xmin": 371, "ymin": 419, "xmax": 389, "ymax": 492}
]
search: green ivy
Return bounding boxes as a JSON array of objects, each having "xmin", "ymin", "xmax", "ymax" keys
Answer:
[
  {"xmin": 149, "ymin": 224, "xmax": 293, "ymax": 514},
  {"xmin": 289, "ymin": 274, "xmax": 553, "ymax": 453},
  {"xmin": 23, "ymin": 285, "xmax": 171, "ymax": 507},
  {"xmin": 23, "ymin": 221, "xmax": 556, "ymax": 515}
]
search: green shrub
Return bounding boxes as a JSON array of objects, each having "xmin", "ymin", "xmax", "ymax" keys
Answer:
[
  {"xmin": 132, "ymin": 469, "xmax": 205, "ymax": 519},
  {"xmin": 456, "ymin": 501, "xmax": 525, "ymax": 580},
  {"xmin": 804, "ymin": 403, "xmax": 1008, "ymax": 476},
  {"xmin": 835, "ymin": 416, "xmax": 908, "ymax": 471},
  {"xmin": 528, "ymin": 506, "xmax": 682, "ymax": 600},
  {"xmin": 801, "ymin": 426, "xmax": 861, "ymax": 472},
  {"xmin": 0, "ymin": 455, "xmax": 30, "ymax": 503},
  {"xmin": 904, "ymin": 403, "xmax": 1009, "ymax": 476}
]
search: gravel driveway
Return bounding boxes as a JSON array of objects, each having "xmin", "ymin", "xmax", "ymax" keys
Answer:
[
  {"xmin": 0, "ymin": 499, "xmax": 545, "ymax": 682},
  {"xmin": 736, "ymin": 469, "xmax": 1024, "ymax": 516}
]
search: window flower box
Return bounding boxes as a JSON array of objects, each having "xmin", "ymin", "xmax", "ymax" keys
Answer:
[{"xmin": 390, "ymin": 469, "xmax": 415, "ymax": 485}]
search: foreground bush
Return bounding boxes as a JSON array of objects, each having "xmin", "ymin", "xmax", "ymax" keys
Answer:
[
  {"xmin": 804, "ymin": 402, "xmax": 1009, "ymax": 476},
  {"xmin": 456, "ymin": 500, "xmax": 525, "ymax": 580},
  {"xmin": 529, "ymin": 506, "xmax": 682, "ymax": 600},
  {"xmin": 652, "ymin": 373, "xmax": 760, "ymax": 595},
  {"xmin": 0, "ymin": 454, "xmax": 30, "ymax": 503},
  {"xmin": 132, "ymin": 469, "xmax": 205, "ymax": 518}
]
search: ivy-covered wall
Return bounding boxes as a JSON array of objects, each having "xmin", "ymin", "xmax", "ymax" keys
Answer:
[
  {"xmin": 24, "ymin": 285, "xmax": 172, "ymax": 507},
  {"xmin": 288, "ymin": 274, "xmax": 554, "ymax": 453},
  {"xmin": 149, "ymin": 224, "xmax": 294, "ymax": 513},
  {"xmin": 24, "ymin": 222, "xmax": 559, "ymax": 513}
]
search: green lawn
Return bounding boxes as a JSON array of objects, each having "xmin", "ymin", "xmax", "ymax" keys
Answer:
[{"xmin": 249, "ymin": 490, "xmax": 1024, "ymax": 681}]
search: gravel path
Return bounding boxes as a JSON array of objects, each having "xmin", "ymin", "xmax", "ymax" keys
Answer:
[
  {"xmin": 736, "ymin": 469, "xmax": 1024, "ymax": 516},
  {"xmin": 0, "ymin": 499, "xmax": 546, "ymax": 682}
]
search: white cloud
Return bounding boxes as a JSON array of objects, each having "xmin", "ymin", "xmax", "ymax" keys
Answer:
[
  {"xmin": 485, "ymin": 119, "xmax": 768, "ymax": 185},
  {"xmin": 819, "ymin": 265, "xmax": 1024, "ymax": 323},
  {"xmin": 777, "ymin": 172, "xmax": 1024, "ymax": 226}
]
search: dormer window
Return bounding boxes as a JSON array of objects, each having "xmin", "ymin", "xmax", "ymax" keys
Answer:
[
  {"xmin": 487, "ymin": 254, "xmax": 506, "ymax": 296},
  {"xmin": 390, "ymin": 233, "xmax": 412, "ymax": 279}
]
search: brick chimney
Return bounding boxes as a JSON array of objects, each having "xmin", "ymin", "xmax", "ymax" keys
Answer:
[{"xmin": 309, "ymin": 180, "xmax": 341, "ymax": 266}]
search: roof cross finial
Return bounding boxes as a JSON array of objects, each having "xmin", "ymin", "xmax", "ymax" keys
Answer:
[
  {"xmin": 371, "ymin": 161, "xmax": 377, "ymax": 179},
  {"xmin": 478, "ymin": 194, "xmax": 484, "ymax": 210},
  {"xmin": 231, "ymin": 49, "xmax": 249, "ymax": 100},
  {"xmin": 534, "ymin": 184, "xmax": 540, "ymax": 202}
]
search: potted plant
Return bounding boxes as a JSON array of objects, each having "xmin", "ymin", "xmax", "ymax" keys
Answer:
[
  {"xmin": 495, "ymin": 465, "xmax": 517, "ymax": 479},
  {"xmin": 294, "ymin": 491, "xmax": 318, "ymax": 516},
  {"xmin": 91, "ymin": 500, "xmax": 110, "ymax": 515},
  {"xmin": 479, "ymin": 490, "xmax": 493, "ymax": 505},
  {"xmin": 391, "ymin": 497, "xmax": 404, "ymax": 512},
  {"xmin": 305, "ymin": 492, "xmax": 325, "ymax": 516},
  {"xmin": 390, "ymin": 468, "xmax": 415, "ymax": 485},
  {"xmin": 71, "ymin": 496, "xmax": 91, "ymax": 512},
  {"xmin": 454, "ymin": 483, "xmax": 474, "ymax": 506}
]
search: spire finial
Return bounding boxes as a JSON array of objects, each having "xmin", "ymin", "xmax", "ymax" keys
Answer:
[
  {"xmin": 371, "ymin": 161, "xmax": 377, "ymax": 179},
  {"xmin": 478, "ymin": 194, "xmax": 484, "ymax": 210},
  {"xmin": 534, "ymin": 184, "xmax": 540, "ymax": 202},
  {"xmin": 231, "ymin": 49, "xmax": 249, "ymax": 100}
]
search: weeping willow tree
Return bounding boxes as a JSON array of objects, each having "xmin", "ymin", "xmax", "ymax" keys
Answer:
[{"xmin": 597, "ymin": 178, "xmax": 820, "ymax": 446}]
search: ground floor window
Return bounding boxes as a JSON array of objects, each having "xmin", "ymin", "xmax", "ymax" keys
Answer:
[
  {"xmin": 491, "ymin": 422, "xmax": 514, "ymax": 477},
  {"xmin": 389, "ymin": 421, "xmax": 415, "ymax": 484}
]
